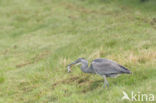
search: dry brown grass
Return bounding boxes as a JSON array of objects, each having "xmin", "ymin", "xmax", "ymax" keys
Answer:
[
  {"xmin": 107, "ymin": 49, "xmax": 156, "ymax": 66},
  {"xmin": 88, "ymin": 48, "xmax": 156, "ymax": 66}
]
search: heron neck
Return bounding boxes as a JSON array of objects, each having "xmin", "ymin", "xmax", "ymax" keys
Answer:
[{"xmin": 81, "ymin": 63, "xmax": 94, "ymax": 73}]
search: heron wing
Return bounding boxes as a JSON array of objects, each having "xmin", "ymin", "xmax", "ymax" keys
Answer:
[{"xmin": 91, "ymin": 58, "xmax": 129, "ymax": 75}]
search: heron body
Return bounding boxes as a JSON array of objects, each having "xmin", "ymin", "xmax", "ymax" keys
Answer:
[{"xmin": 67, "ymin": 58, "xmax": 131, "ymax": 88}]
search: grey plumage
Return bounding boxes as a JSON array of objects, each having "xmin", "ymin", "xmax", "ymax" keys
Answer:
[{"xmin": 67, "ymin": 58, "xmax": 131, "ymax": 88}]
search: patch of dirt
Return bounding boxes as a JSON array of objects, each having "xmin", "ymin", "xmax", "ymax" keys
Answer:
[
  {"xmin": 0, "ymin": 48, "xmax": 9, "ymax": 55},
  {"xmin": 81, "ymin": 80, "xmax": 103, "ymax": 93},
  {"xmin": 52, "ymin": 76, "xmax": 79, "ymax": 88},
  {"xmin": 65, "ymin": 3, "xmax": 94, "ymax": 14},
  {"xmin": 0, "ymin": 45, "xmax": 18, "ymax": 55},
  {"xmin": 51, "ymin": 75, "xmax": 102, "ymax": 93},
  {"xmin": 64, "ymin": 2, "xmax": 119, "ymax": 16},
  {"xmin": 136, "ymin": 17, "xmax": 156, "ymax": 29},
  {"xmin": 18, "ymin": 80, "xmax": 37, "ymax": 93},
  {"xmin": 150, "ymin": 17, "xmax": 156, "ymax": 27},
  {"xmin": 51, "ymin": 75, "xmax": 90, "ymax": 88},
  {"xmin": 16, "ymin": 50, "xmax": 50, "ymax": 68}
]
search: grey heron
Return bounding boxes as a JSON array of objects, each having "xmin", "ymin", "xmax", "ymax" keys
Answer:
[{"xmin": 67, "ymin": 58, "xmax": 131, "ymax": 88}]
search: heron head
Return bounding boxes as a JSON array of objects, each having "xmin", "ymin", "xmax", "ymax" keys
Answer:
[
  {"xmin": 67, "ymin": 58, "xmax": 85, "ymax": 72},
  {"xmin": 76, "ymin": 58, "xmax": 85, "ymax": 63}
]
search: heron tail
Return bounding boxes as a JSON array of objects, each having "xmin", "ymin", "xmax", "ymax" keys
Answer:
[{"xmin": 119, "ymin": 65, "xmax": 132, "ymax": 74}]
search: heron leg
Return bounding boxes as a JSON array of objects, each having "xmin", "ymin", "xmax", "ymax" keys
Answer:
[{"xmin": 103, "ymin": 75, "xmax": 109, "ymax": 88}]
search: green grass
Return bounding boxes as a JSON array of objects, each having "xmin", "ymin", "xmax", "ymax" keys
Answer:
[{"xmin": 0, "ymin": 0, "xmax": 156, "ymax": 103}]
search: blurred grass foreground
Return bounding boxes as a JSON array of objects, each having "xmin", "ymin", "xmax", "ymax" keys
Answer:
[{"xmin": 0, "ymin": 0, "xmax": 156, "ymax": 103}]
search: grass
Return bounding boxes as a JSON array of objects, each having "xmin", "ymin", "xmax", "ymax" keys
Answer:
[{"xmin": 0, "ymin": 0, "xmax": 156, "ymax": 103}]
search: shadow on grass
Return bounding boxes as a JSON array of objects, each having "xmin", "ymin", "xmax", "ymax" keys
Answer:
[{"xmin": 81, "ymin": 79, "xmax": 103, "ymax": 93}]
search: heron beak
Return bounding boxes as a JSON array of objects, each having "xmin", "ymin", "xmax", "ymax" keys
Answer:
[
  {"xmin": 67, "ymin": 62, "xmax": 75, "ymax": 73},
  {"xmin": 75, "ymin": 62, "xmax": 81, "ymax": 66},
  {"xmin": 67, "ymin": 60, "xmax": 80, "ymax": 73}
]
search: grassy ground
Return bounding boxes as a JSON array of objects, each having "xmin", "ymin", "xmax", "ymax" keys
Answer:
[{"xmin": 0, "ymin": 0, "xmax": 156, "ymax": 103}]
